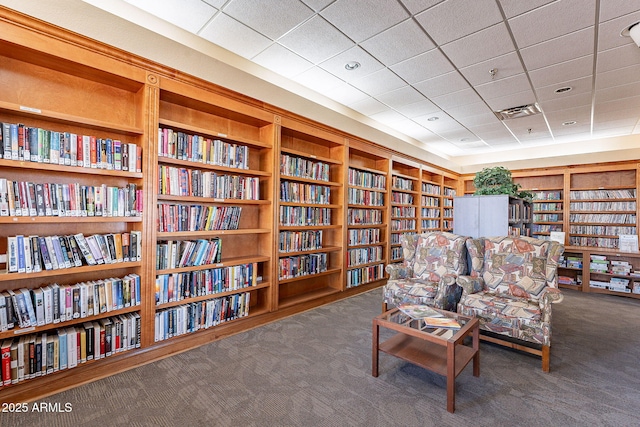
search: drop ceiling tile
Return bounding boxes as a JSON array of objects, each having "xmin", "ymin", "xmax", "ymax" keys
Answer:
[
  {"xmin": 293, "ymin": 66, "xmax": 346, "ymax": 93},
  {"xmin": 426, "ymin": 141, "xmax": 465, "ymax": 156},
  {"xmin": 414, "ymin": 0, "xmax": 502, "ymax": 45},
  {"xmin": 451, "ymin": 140, "xmax": 488, "ymax": 149},
  {"xmin": 455, "ymin": 111, "xmax": 501, "ymax": 128},
  {"xmin": 253, "ymin": 44, "xmax": 313, "ymax": 77},
  {"xmin": 446, "ymin": 102, "xmax": 495, "ymax": 120},
  {"xmin": 321, "ymin": 0, "xmax": 409, "ymax": 43},
  {"xmin": 597, "ymin": 64, "xmax": 640, "ymax": 89},
  {"xmin": 278, "ymin": 16, "xmax": 354, "ymax": 64},
  {"xmin": 394, "ymin": 99, "xmax": 440, "ymax": 118},
  {"xmin": 360, "ymin": 19, "xmax": 435, "ymax": 66},
  {"xmin": 596, "ymin": 44, "xmax": 640, "ymax": 73},
  {"xmin": 431, "ymin": 88, "xmax": 483, "ymax": 110},
  {"xmin": 370, "ymin": 109, "xmax": 409, "ymax": 126},
  {"xmin": 441, "ymin": 129, "xmax": 481, "ymax": 143},
  {"xmin": 413, "ymin": 113, "xmax": 461, "ymax": 133},
  {"xmin": 441, "ymin": 23, "xmax": 516, "ymax": 69},
  {"xmin": 508, "ymin": 0, "xmax": 595, "ymax": 49},
  {"xmin": 595, "ymin": 81, "xmax": 640, "ymax": 104},
  {"xmin": 223, "ymin": 0, "xmax": 314, "ymax": 40},
  {"xmin": 458, "ymin": 52, "xmax": 524, "ymax": 86},
  {"xmin": 324, "ymin": 83, "xmax": 369, "ymax": 105},
  {"xmin": 200, "ymin": 13, "xmax": 273, "ymax": 58},
  {"xmin": 503, "ymin": 114, "xmax": 550, "ymax": 134},
  {"xmin": 350, "ymin": 68, "xmax": 407, "ymax": 96},
  {"xmin": 553, "ymin": 130, "xmax": 592, "ymax": 142},
  {"xmin": 390, "ymin": 49, "xmax": 454, "ymax": 84},
  {"xmin": 599, "ymin": 0, "xmax": 640, "ymax": 22},
  {"xmin": 485, "ymin": 136, "xmax": 519, "ymax": 146},
  {"xmin": 413, "ymin": 72, "xmax": 469, "ymax": 98},
  {"xmin": 513, "ymin": 128, "xmax": 552, "ymax": 142},
  {"xmin": 125, "ymin": 0, "xmax": 218, "ymax": 33},
  {"xmin": 551, "ymin": 123, "xmax": 591, "ymax": 137},
  {"xmin": 388, "ymin": 119, "xmax": 433, "ymax": 138},
  {"xmin": 318, "ymin": 46, "xmax": 384, "ymax": 81},
  {"xmin": 375, "ymin": 86, "xmax": 427, "ymax": 109},
  {"xmin": 202, "ymin": 0, "xmax": 226, "ymax": 7},
  {"xmin": 592, "ymin": 127, "xmax": 634, "ymax": 138},
  {"xmin": 520, "ymin": 27, "xmax": 595, "ymax": 71},
  {"xmin": 484, "ymin": 89, "xmax": 536, "ymax": 112},
  {"xmin": 539, "ymin": 92, "xmax": 592, "ymax": 113},
  {"xmin": 468, "ymin": 122, "xmax": 509, "ymax": 135},
  {"xmin": 544, "ymin": 105, "xmax": 592, "ymax": 127},
  {"xmin": 300, "ymin": 0, "xmax": 334, "ymax": 12},
  {"xmin": 475, "ymin": 73, "xmax": 531, "ymax": 101},
  {"xmin": 398, "ymin": 0, "xmax": 443, "ymax": 15},
  {"xmin": 536, "ymin": 76, "xmax": 593, "ymax": 101},
  {"xmin": 594, "ymin": 95, "xmax": 640, "ymax": 117},
  {"xmin": 598, "ymin": 11, "xmax": 640, "ymax": 51},
  {"xmin": 349, "ymin": 97, "xmax": 390, "ymax": 115},
  {"xmin": 528, "ymin": 55, "xmax": 594, "ymax": 89},
  {"xmin": 498, "ymin": 0, "xmax": 555, "ymax": 19}
]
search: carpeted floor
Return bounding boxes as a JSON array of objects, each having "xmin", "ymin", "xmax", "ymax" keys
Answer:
[{"xmin": 3, "ymin": 288, "xmax": 639, "ymax": 427}]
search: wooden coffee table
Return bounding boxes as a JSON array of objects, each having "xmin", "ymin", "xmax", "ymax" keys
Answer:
[{"xmin": 372, "ymin": 306, "xmax": 480, "ymax": 413}]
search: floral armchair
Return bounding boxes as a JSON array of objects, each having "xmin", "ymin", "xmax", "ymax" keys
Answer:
[
  {"xmin": 456, "ymin": 236, "xmax": 565, "ymax": 372},
  {"xmin": 383, "ymin": 231, "xmax": 468, "ymax": 312}
]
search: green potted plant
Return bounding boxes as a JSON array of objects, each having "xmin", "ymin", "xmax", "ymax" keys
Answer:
[{"xmin": 473, "ymin": 166, "xmax": 533, "ymax": 200}]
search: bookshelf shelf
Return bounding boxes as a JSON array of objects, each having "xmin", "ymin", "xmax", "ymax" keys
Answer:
[
  {"xmin": 155, "ymin": 281, "xmax": 270, "ymax": 310},
  {"xmin": 0, "ymin": 159, "xmax": 144, "ymax": 178},
  {"xmin": 0, "ymin": 261, "xmax": 142, "ymax": 283},
  {"xmin": 156, "ymin": 255, "xmax": 270, "ymax": 275},
  {"xmin": 0, "ymin": 216, "xmax": 143, "ymax": 224}
]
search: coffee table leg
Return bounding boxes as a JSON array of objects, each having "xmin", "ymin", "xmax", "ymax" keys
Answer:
[
  {"xmin": 372, "ymin": 320, "xmax": 379, "ymax": 377},
  {"xmin": 447, "ymin": 342, "xmax": 455, "ymax": 413}
]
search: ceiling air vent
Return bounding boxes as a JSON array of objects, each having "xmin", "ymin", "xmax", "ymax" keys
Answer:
[{"xmin": 494, "ymin": 103, "xmax": 542, "ymax": 120}]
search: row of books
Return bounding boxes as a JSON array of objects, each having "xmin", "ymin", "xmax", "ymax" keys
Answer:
[
  {"xmin": 0, "ymin": 179, "xmax": 141, "ymax": 218},
  {"xmin": 347, "ymin": 246, "xmax": 383, "ymax": 267},
  {"xmin": 392, "ymin": 176, "xmax": 414, "ymax": 191},
  {"xmin": 391, "ymin": 193, "xmax": 414, "ymax": 204},
  {"xmin": 348, "ymin": 188, "xmax": 384, "ymax": 206},
  {"xmin": 508, "ymin": 203, "xmax": 532, "ymax": 222},
  {"xmin": 533, "ymin": 213, "xmax": 561, "ymax": 222},
  {"xmin": 570, "ymin": 201, "xmax": 636, "ymax": 211},
  {"xmin": 0, "ymin": 275, "xmax": 141, "ymax": 331},
  {"xmin": 422, "ymin": 219, "xmax": 441, "ymax": 229},
  {"xmin": 532, "ymin": 224, "xmax": 563, "ymax": 233},
  {"xmin": 532, "ymin": 191, "xmax": 562, "ymax": 200},
  {"xmin": 569, "ymin": 214, "xmax": 636, "ymax": 224},
  {"xmin": 422, "ymin": 182, "xmax": 441, "ymax": 195},
  {"xmin": 347, "ymin": 208, "xmax": 382, "ymax": 226},
  {"xmin": 589, "ymin": 279, "xmax": 632, "ymax": 293},
  {"xmin": 158, "ymin": 165, "xmax": 260, "ymax": 200},
  {"xmin": 7, "ymin": 232, "xmax": 141, "ymax": 274},
  {"xmin": 279, "ymin": 253, "xmax": 328, "ymax": 280},
  {"xmin": 279, "ymin": 230, "xmax": 323, "ymax": 253},
  {"xmin": 154, "ymin": 293, "xmax": 250, "ymax": 342},
  {"xmin": 158, "ymin": 128, "xmax": 250, "ymax": 169},
  {"xmin": 347, "ymin": 168, "xmax": 386, "ymax": 190},
  {"xmin": 533, "ymin": 203, "xmax": 562, "ymax": 212},
  {"xmin": 570, "ymin": 225, "xmax": 636, "ymax": 235},
  {"xmin": 281, "ymin": 181, "xmax": 331, "ymax": 205},
  {"xmin": 561, "ymin": 255, "xmax": 583, "ymax": 269},
  {"xmin": 157, "ymin": 203, "xmax": 242, "ymax": 233},
  {"xmin": 156, "ymin": 238, "xmax": 222, "ymax": 270},
  {"xmin": 443, "ymin": 198, "xmax": 453, "ymax": 207},
  {"xmin": 570, "ymin": 189, "xmax": 636, "ymax": 199},
  {"xmin": 346, "ymin": 263, "xmax": 384, "ymax": 288},
  {"xmin": 278, "ymin": 206, "xmax": 331, "ymax": 227},
  {"xmin": 0, "ymin": 314, "xmax": 141, "ymax": 387},
  {"xmin": 421, "ymin": 208, "xmax": 440, "ymax": 217},
  {"xmin": 347, "ymin": 228, "xmax": 381, "ymax": 246},
  {"xmin": 0, "ymin": 122, "xmax": 142, "ymax": 172},
  {"xmin": 443, "ymin": 208, "xmax": 453, "ymax": 217},
  {"xmin": 155, "ymin": 263, "xmax": 257, "ymax": 305},
  {"xmin": 391, "ymin": 219, "xmax": 417, "ymax": 231},
  {"xmin": 569, "ymin": 236, "xmax": 619, "ymax": 248},
  {"xmin": 391, "ymin": 206, "xmax": 416, "ymax": 218},
  {"xmin": 280, "ymin": 154, "xmax": 330, "ymax": 182},
  {"xmin": 391, "ymin": 246, "xmax": 402, "ymax": 260},
  {"xmin": 422, "ymin": 196, "xmax": 440, "ymax": 207}
]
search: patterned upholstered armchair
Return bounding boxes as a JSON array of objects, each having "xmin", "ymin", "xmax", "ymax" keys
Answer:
[
  {"xmin": 383, "ymin": 231, "xmax": 468, "ymax": 312},
  {"xmin": 456, "ymin": 236, "xmax": 565, "ymax": 372}
]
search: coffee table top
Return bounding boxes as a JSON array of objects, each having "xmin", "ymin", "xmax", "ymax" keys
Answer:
[{"xmin": 376, "ymin": 305, "xmax": 476, "ymax": 342}]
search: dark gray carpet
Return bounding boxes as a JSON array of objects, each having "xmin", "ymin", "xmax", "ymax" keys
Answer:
[{"xmin": 4, "ymin": 289, "xmax": 639, "ymax": 426}]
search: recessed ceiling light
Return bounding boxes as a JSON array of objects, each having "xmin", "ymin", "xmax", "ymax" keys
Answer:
[
  {"xmin": 344, "ymin": 61, "xmax": 360, "ymax": 71},
  {"xmin": 427, "ymin": 116, "xmax": 439, "ymax": 121},
  {"xmin": 555, "ymin": 86, "xmax": 572, "ymax": 94},
  {"xmin": 562, "ymin": 120, "xmax": 577, "ymax": 126},
  {"xmin": 621, "ymin": 21, "xmax": 640, "ymax": 47}
]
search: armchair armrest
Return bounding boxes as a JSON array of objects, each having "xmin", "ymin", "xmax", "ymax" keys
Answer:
[
  {"xmin": 385, "ymin": 264, "xmax": 411, "ymax": 281},
  {"xmin": 456, "ymin": 275, "xmax": 485, "ymax": 295}
]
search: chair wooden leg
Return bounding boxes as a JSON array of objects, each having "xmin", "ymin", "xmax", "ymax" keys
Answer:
[
  {"xmin": 382, "ymin": 301, "xmax": 388, "ymax": 313},
  {"xmin": 542, "ymin": 345, "xmax": 550, "ymax": 373}
]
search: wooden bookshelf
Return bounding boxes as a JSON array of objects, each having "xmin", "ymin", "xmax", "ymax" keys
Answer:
[
  {"xmin": 514, "ymin": 172, "xmax": 565, "ymax": 242},
  {"xmin": 346, "ymin": 142, "xmax": 389, "ymax": 289},
  {"xmin": 390, "ymin": 158, "xmax": 420, "ymax": 264},
  {"xmin": 276, "ymin": 119, "xmax": 344, "ymax": 308},
  {"xmin": 420, "ymin": 170, "xmax": 443, "ymax": 232},
  {"xmin": 442, "ymin": 176, "xmax": 458, "ymax": 231}
]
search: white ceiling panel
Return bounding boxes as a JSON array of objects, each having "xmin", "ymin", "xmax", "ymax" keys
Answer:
[
  {"xmin": 293, "ymin": 66, "xmax": 345, "ymax": 93},
  {"xmin": 484, "ymin": 89, "xmax": 537, "ymax": 112},
  {"xmin": 520, "ymin": 27, "xmax": 595, "ymax": 71},
  {"xmin": 349, "ymin": 97, "xmax": 389, "ymax": 115},
  {"xmin": 370, "ymin": 109, "xmax": 409, "ymax": 126},
  {"xmin": 431, "ymin": 88, "xmax": 483, "ymax": 110},
  {"xmin": 350, "ymin": 68, "xmax": 407, "ymax": 96},
  {"xmin": 539, "ymin": 92, "xmax": 593, "ymax": 113},
  {"xmin": 456, "ymin": 111, "xmax": 502, "ymax": 128},
  {"xmin": 300, "ymin": 0, "xmax": 334, "ymax": 12},
  {"xmin": 498, "ymin": 0, "xmax": 555, "ymax": 19},
  {"xmin": 599, "ymin": 0, "xmax": 640, "ymax": 22},
  {"xmin": 360, "ymin": 19, "xmax": 435, "ymax": 66},
  {"xmin": 441, "ymin": 23, "xmax": 515, "ymax": 69},
  {"xmin": 597, "ymin": 64, "xmax": 640, "ymax": 89},
  {"xmin": 321, "ymin": 0, "xmax": 409, "ymax": 43},
  {"xmin": 545, "ymin": 105, "xmax": 592, "ymax": 126},
  {"xmin": 536, "ymin": 76, "xmax": 593, "ymax": 101},
  {"xmin": 597, "ymin": 11, "xmax": 640, "ymax": 51},
  {"xmin": 528, "ymin": 55, "xmax": 594, "ymax": 89},
  {"xmin": 324, "ymin": 83, "xmax": 369, "ymax": 105},
  {"xmin": 390, "ymin": 49, "xmax": 454, "ymax": 84},
  {"xmin": 595, "ymin": 81, "xmax": 640, "ymax": 104},
  {"xmin": 508, "ymin": 0, "xmax": 595, "ymax": 49},
  {"xmin": 318, "ymin": 46, "xmax": 384, "ymax": 81},
  {"xmin": 596, "ymin": 44, "xmax": 640, "ymax": 73},
  {"xmin": 278, "ymin": 16, "xmax": 354, "ymax": 64},
  {"xmin": 223, "ymin": 0, "xmax": 314, "ymax": 40},
  {"xmin": 399, "ymin": 0, "xmax": 444, "ymax": 15},
  {"xmin": 124, "ymin": 0, "xmax": 218, "ymax": 33},
  {"xmin": 445, "ymin": 101, "xmax": 495, "ymax": 120},
  {"xmin": 415, "ymin": 0, "xmax": 502, "ymax": 45},
  {"xmin": 459, "ymin": 52, "xmax": 524, "ymax": 86},
  {"xmin": 253, "ymin": 44, "xmax": 313, "ymax": 77},
  {"xmin": 200, "ymin": 13, "xmax": 272, "ymax": 59},
  {"xmin": 475, "ymin": 73, "xmax": 531, "ymax": 101},
  {"xmin": 394, "ymin": 99, "xmax": 441, "ymax": 118},
  {"xmin": 375, "ymin": 86, "xmax": 427, "ymax": 109},
  {"xmin": 413, "ymin": 71, "xmax": 470, "ymax": 98}
]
